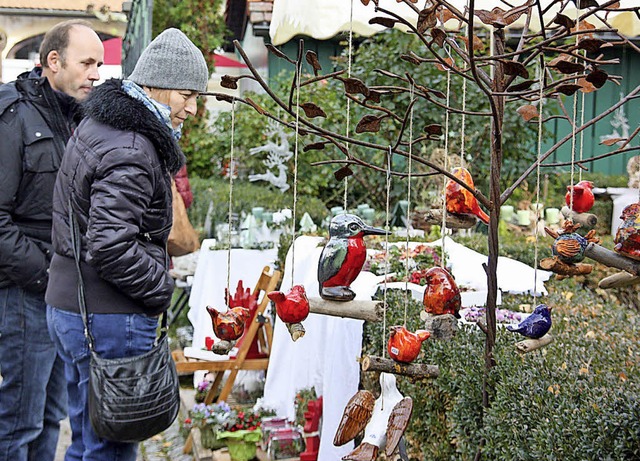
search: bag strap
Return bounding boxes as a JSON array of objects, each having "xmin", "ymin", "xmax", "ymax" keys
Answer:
[{"xmin": 67, "ymin": 197, "xmax": 168, "ymax": 352}]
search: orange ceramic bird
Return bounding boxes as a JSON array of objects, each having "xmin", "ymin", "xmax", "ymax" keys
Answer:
[
  {"xmin": 565, "ymin": 180, "xmax": 595, "ymax": 213},
  {"xmin": 267, "ymin": 285, "xmax": 310, "ymax": 341},
  {"xmin": 614, "ymin": 202, "xmax": 640, "ymax": 260},
  {"xmin": 445, "ymin": 167, "xmax": 490, "ymax": 224},
  {"xmin": 422, "ymin": 267, "xmax": 461, "ymax": 318},
  {"xmin": 206, "ymin": 305, "xmax": 250, "ymax": 341},
  {"xmin": 387, "ymin": 326, "xmax": 430, "ymax": 363}
]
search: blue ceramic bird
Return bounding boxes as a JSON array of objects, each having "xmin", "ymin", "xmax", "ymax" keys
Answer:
[
  {"xmin": 318, "ymin": 214, "xmax": 388, "ymax": 301},
  {"xmin": 507, "ymin": 304, "xmax": 552, "ymax": 339}
]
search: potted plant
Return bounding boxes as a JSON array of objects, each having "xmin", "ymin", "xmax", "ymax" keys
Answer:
[
  {"xmin": 185, "ymin": 401, "xmax": 232, "ymax": 450},
  {"xmin": 217, "ymin": 408, "xmax": 263, "ymax": 461}
]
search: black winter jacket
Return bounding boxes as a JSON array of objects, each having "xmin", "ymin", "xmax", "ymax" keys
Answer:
[
  {"xmin": 45, "ymin": 79, "xmax": 185, "ymax": 315},
  {"xmin": 0, "ymin": 68, "xmax": 81, "ymax": 293}
]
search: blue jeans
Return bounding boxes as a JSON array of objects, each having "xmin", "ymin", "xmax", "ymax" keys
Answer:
[
  {"xmin": 0, "ymin": 286, "xmax": 67, "ymax": 461},
  {"xmin": 46, "ymin": 306, "xmax": 159, "ymax": 461}
]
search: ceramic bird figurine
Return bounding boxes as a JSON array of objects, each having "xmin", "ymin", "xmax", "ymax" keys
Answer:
[
  {"xmin": 267, "ymin": 285, "xmax": 310, "ymax": 341},
  {"xmin": 334, "ymin": 390, "xmax": 375, "ymax": 447},
  {"xmin": 565, "ymin": 180, "xmax": 595, "ymax": 213},
  {"xmin": 614, "ymin": 202, "xmax": 640, "ymax": 260},
  {"xmin": 341, "ymin": 373, "xmax": 412, "ymax": 461},
  {"xmin": 507, "ymin": 304, "xmax": 552, "ymax": 339},
  {"xmin": 318, "ymin": 214, "xmax": 388, "ymax": 301},
  {"xmin": 545, "ymin": 221, "xmax": 599, "ymax": 264},
  {"xmin": 387, "ymin": 326, "xmax": 430, "ymax": 363},
  {"xmin": 206, "ymin": 305, "xmax": 250, "ymax": 341},
  {"xmin": 422, "ymin": 267, "xmax": 461, "ymax": 318},
  {"xmin": 445, "ymin": 167, "xmax": 490, "ymax": 224}
]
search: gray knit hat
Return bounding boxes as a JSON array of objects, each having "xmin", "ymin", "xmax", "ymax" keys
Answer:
[{"xmin": 129, "ymin": 28, "xmax": 209, "ymax": 93}]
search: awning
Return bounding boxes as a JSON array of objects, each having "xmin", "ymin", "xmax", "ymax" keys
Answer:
[
  {"xmin": 269, "ymin": 0, "xmax": 639, "ymax": 46},
  {"xmin": 102, "ymin": 37, "xmax": 122, "ymax": 65},
  {"xmin": 214, "ymin": 53, "xmax": 247, "ymax": 68}
]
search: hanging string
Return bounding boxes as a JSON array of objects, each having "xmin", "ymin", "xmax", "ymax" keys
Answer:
[
  {"xmin": 404, "ymin": 84, "xmax": 415, "ymax": 325},
  {"xmin": 382, "ymin": 147, "xmax": 393, "ymax": 360},
  {"xmin": 533, "ymin": 61, "xmax": 545, "ymax": 305},
  {"xmin": 460, "ymin": 73, "xmax": 467, "ymax": 166},
  {"xmin": 226, "ymin": 100, "xmax": 236, "ymax": 296},
  {"xmin": 343, "ymin": 0, "xmax": 355, "ymax": 211},
  {"xmin": 568, "ymin": 8, "xmax": 581, "ymax": 214},
  {"xmin": 291, "ymin": 57, "xmax": 302, "ymax": 286},
  {"xmin": 441, "ymin": 63, "xmax": 452, "ymax": 269},
  {"xmin": 578, "ymin": 90, "xmax": 586, "ymax": 183}
]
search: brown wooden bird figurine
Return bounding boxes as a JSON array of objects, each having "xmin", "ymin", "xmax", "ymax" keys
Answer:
[
  {"xmin": 267, "ymin": 285, "xmax": 310, "ymax": 341},
  {"xmin": 614, "ymin": 202, "xmax": 640, "ymax": 260},
  {"xmin": 422, "ymin": 267, "xmax": 461, "ymax": 318},
  {"xmin": 339, "ymin": 373, "xmax": 412, "ymax": 461},
  {"xmin": 445, "ymin": 167, "xmax": 490, "ymax": 224},
  {"xmin": 334, "ymin": 390, "xmax": 375, "ymax": 447},
  {"xmin": 206, "ymin": 305, "xmax": 250, "ymax": 341},
  {"xmin": 387, "ymin": 326, "xmax": 430, "ymax": 363}
]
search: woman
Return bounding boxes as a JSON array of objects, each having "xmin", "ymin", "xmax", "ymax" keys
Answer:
[{"xmin": 45, "ymin": 28, "xmax": 208, "ymax": 460}]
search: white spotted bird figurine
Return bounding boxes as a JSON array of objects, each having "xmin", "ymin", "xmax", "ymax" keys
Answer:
[{"xmin": 336, "ymin": 373, "xmax": 413, "ymax": 461}]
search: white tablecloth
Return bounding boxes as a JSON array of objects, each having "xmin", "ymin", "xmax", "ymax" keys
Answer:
[{"xmin": 187, "ymin": 239, "xmax": 278, "ymax": 351}]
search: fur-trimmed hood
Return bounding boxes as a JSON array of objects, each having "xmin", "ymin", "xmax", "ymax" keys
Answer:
[{"xmin": 82, "ymin": 78, "xmax": 185, "ymax": 174}]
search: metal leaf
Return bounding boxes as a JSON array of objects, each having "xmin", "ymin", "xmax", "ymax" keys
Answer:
[
  {"xmin": 375, "ymin": 69, "xmax": 403, "ymax": 80},
  {"xmin": 576, "ymin": 38, "xmax": 605, "ymax": 53},
  {"xmin": 367, "ymin": 90, "xmax": 383, "ymax": 103},
  {"xmin": 572, "ymin": 0, "xmax": 599, "ymax": 8},
  {"xmin": 586, "ymin": 68, "xmax": 608, "ymax": 88},
  {"xmin": 431, "ymin": 28, "xmax": 447, "ymax": 47},
  {"xmin": 356, "ymin": 114, "xmax": 382, "ymax": 133},
  {"xmin": 369, "ymin": 17, "xmax": 397, "ymax": 28},
  {"xmin": 220, "ymin": 75, "xmax": 239, "ymax": 89},
  {"xmin": 507, "ymin": 80, "xmax": 535, "ymax": 92},
  {"xmin": 577, "ymin": 77, "xmax": 596, "ymax": 93},
  {"xmin": 400, "ymin": 54, "xmax": 422, "ymax": 65},
  {"xmin": 417, "ymin": 6, "xmax": 438, "ymax": 33},
  {"xmin": 458, "ymin": 35, "xmax": 485, "ymax": 52},
  {"xmin": 435, "ymin": 57, "xmax": 455, "ymax": 72},
  {"xmin": 215, "ymin": 94, "xmax": 235, "ymax": 103},
  {"xmin": 474, "ymin": 9, "xmax": 497, "ymax": 26},
  {"xmin": 551, "ymin": 60, "xmax": 585, "ymax": 74},
  {"xmin": 334, "ymin": 166, "xmax": 354, "ymax": 181},
  {"xmin": 501, "ymin": 60, "xmax": 529, "ymax": 78},
  {"xmin": 555, "ymin": 84, "xmax": 582, "ymax": 96},
  {"xmin": 553, "ymin": 13, "xmax": 576, "ymax": 29},
  {"xmin": 438, "ymin": 8, "xmax": 456, "ymax": 24},
  {"xmin": 305, "ymin": 51, "xmax": 322, "ymax": 74},
  {"xmin": 300, "ymin": 102, "xmax": 327, "ymax": 118},
  {"xmin": 516, "ymin": 104, "xmax": 539, "ymax": 121},
  {"xmin": 600, "ymin": 137, "xmax": 626, "ymax": 146},
  {"xmin": 424, "ymin": 124, "xmax": 443, "ymax": 135},
  {"xmin": 341, "ymin": 77, "xmax": 370, "ymax": 97},
  {"xmin": 265, "ymin": 44, "xmax": 291, "ymax": 62},
  {"xmin": 245, "ymin": 97, "xmax": 268, "ymax": 115},
  {"xmin": 304, "ymin": 142, "xmax": 328, "ymax": 152}
]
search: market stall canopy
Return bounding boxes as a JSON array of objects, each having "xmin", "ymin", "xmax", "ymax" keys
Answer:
[{"xmin": 269, "ymin": 0, "xmax": 640, "ymax": 46}]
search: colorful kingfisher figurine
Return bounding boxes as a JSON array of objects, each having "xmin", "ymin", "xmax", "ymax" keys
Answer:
[
  {"xmin": 445, "ymin": 167, "xmax": 490, "ymax": 224},
  {"xmin": 545, "ymin": 221, "xmax": 599, "ymax": 264},
  {"xmin": 565, "ymin": 180, "xmax": 595, "ymax": 213},
  {"xmin": 507, "ymin": 304, "xmax": 552, "ymax": 339},
  {"xmin": 422, "ymin": 267, "xmax": 461, "ymax": 317},
  {"xmin": 387, "ymin": 326, "xmax": 430, "ymax": 363},
  {"xmin": 267, "ymin": 285, "xmax": 310, "ymax": 341},
  {"xmin": 206, "ymin": 305, "xmax": 250, "ymax": 341},
  {"xmin": 318, "ymin": 214, "xmax": 388, "ymax": 301},
  {"xmin": 340, "ymin": 373, "xmax": 413, "ymax": 461},
  {"xmin": 614, "ymin": 202, "xmax": 640, "ymax": 260}
]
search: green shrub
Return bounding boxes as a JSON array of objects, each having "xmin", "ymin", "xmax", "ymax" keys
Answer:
[
  {"xmin": 362, "ymin": 240, "xmax": 640, "ymax": 460},
  {"xmin": 186, "ymin": 176, "xmax": 328, "ymax": 234}
]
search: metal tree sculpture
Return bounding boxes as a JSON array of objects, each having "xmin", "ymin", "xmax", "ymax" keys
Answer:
[{"xmin": 209, "ymin": 0, "xmax": 640, "ymax": 455}]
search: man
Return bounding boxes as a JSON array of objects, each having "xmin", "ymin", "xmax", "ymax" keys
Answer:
[{"xmin": 0, "ymin": 20, "xmax": 103, "ymax": 461}]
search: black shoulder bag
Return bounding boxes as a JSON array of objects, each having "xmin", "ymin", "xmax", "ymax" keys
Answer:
[{"xmin": 69, "ymin": 198, "xmax": 180, "ymax": 442}]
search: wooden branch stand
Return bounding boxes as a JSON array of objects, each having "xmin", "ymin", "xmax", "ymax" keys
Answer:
[
  {"xmin": 515, "ymin": 334, "xmax": 554, "ymax": 354},
  {"xmin": 308, "ymin": 297, "xmax": 383, "ymax": 322},
  {"xmin": 361, "ymin": 355, "xmax": 439, "ymax": 379}
]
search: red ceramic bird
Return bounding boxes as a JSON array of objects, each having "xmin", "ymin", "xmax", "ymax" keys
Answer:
[
  {"xmin": 422, "ymin": 267, "xmax": 461, "ymax": 318},
  {"xmin": 268, "ymin": 285, "xmax": 310, "ymax": 341},
  {"xmin": 565, "ymin": 180, "xmax": 595, "ymax": 213},
  {"xmin": 206, "ymin": 305, "xmax": 250, "ymax": 341},
  {"xmin": 445, "ymin": 167, "xmax": 490, "ymax": 224},
  {"xmin": 614, "ymin": 202, "xmax": 640, "ymax": 260},
  {"xmin": 387, "ymin": 326, "xmax": 430, "ymax": 363}
]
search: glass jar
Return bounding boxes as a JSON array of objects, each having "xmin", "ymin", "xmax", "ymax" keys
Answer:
[
  {"xmin": 260, "ymin": 417, "xmax": 288, "ymax": 450},
  {"xmin": 267, "ymin": 427, "xmax": 305, "ymax": 460}
]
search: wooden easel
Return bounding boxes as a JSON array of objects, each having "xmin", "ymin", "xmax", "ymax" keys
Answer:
[{"xmin": 172, "ymin": 265, "xmax": 281, "ymax": 454}]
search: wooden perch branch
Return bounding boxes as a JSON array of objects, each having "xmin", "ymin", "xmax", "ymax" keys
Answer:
[
  {"xmin": 361, "ymin": 355, "xmax": 439, "ymax": 379},
  {"xmin": 515, "ymin": 334, "xmax": 554, "ymax": 354},
  {"xmin": 585, "ymin": 243, "xmax": 640, "ymax": 276},
  {"xmin": 308, "ymin": 297, "xmax": 383, "ymax": 322},
  {"xmin": 560, "ymin": 207, "xmax": 598, "ymax": 229},
  {"xmin": 540, "ymin": 256, "xmax": 593, "ymax": 279},
  {"xmin": 599, "ymin": 272, "xmax": 640, "ymax": 289},
  {"xmin": 412, "ymin": 209, "xmax": 477, "ymax": 229}
]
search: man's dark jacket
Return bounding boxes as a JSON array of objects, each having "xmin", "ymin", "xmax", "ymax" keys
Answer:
[
  {"xmin": 45, "ymin": 79, "xmax": 185, "ymax": 315},
  {"xmin": 0, "ymin": 68, "xmax": 81, "ymax": 293}
]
